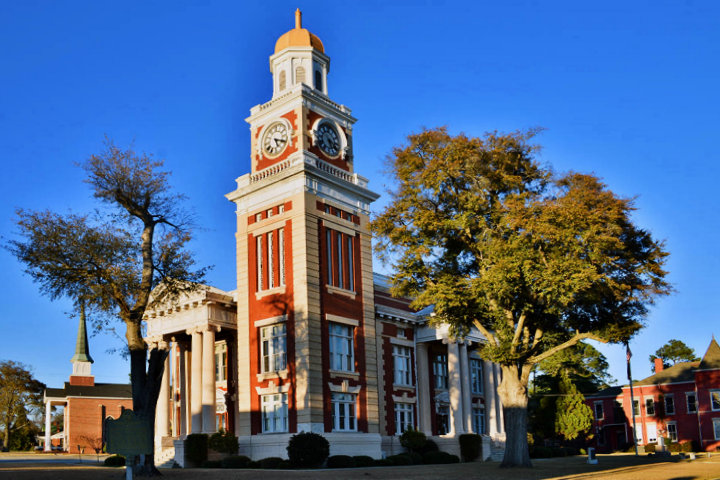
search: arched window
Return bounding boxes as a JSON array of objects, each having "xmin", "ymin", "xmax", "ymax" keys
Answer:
[
  {"xmin": 278, "ymin": 71, "xmax": 286, "ymax": 91},
  {"xmin": 315, "ymin": 70, "xmax": 323, "ymax": 92},
  {"xmin": 295, "ymin": 66, "xmax": 305, "ymax": 84}
]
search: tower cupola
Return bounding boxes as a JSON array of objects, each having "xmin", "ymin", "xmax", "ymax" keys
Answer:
[{"xmin": 269, "ymin": 9, "xmax": 330, "ymax": 98}]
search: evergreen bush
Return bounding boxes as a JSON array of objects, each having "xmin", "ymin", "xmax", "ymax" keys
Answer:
[
  {"xmin": 286, "ymin": 432, "xmax": 329, "ymax": 467},
  {"xmin": 422, "ymin": 451, "xmax": 460, "ymax": 464},
  {"xmin": 399, "ymin": 428, "xmax": 426, "ymax": 452},
  {"xmin": 259, "ymin": 456, "xmax": 285, "ymax": 469},
  {"xmin": 185, "ymin": 433, "xmax": 209, "ymax": 466},
  {"xmin": 103, "ymin": 455, "xmax": 125, "ymax": 467},
  {"xmin": 221, "ymin": 455, "xmax": 252, "ymax": 468},
  {"xmin": 201, "ymin": 460, "xmax": 221, "ymax": 468},
  {"xmin": 327, "ymin": 455, "xmax": 356, "ymax": 468},
  {"xmin": 458, "ymin": 433, "xmax": 482, "ymax": 462},
  {"xmin": 373, "ymin": 458, "xmax": 394, "ymax": 466},
  {"xmin": 208, "ymin": 429, "xmax": 239, "ymax": 454},
  {"xmin": 352, "ymin": 455, "xmax": 374, "ymax": 467},
  {"xmin": 417, "ymin": 439, "xmax": 439, "ymax": 455}
]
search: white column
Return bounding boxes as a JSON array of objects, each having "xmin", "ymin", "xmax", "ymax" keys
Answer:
[
  {"xmin": 494, "ymin": 364, "xmax": 504, "ymax": 433},
  {"xmin": 201, "ymin": 326, "xmax": 217, "ymax": 433},
  {"xmin": 447, "ymin": 341, "xmax": 465, "ymax": 435},
  {"xmin": 156, "ymin": 341, "xmax": 171, "ymax": 439},
  {"xmin": 416, "ymin": 342, "xmax": 432, "ymax": 436},
  {"xmin": 484, "ymin": 360, "xmax": 497, "ymax": 436},
  {"xmin": 459, "ymin": 343, "xmax": 473, "ymax": 433},
  {"xmin": 189, "ymin": 328, "xmax": 203, "ymax": 433},
  {"xmin": 44, "ymin": 401, "xmax": 52, "ymax": 451}
]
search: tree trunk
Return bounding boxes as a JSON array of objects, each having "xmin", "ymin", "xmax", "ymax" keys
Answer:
[
  {"xmin": 128, "ymin": 345, "xmax": 168, "ymax": 476},
  {"xmin": 497, "ymin": 364, "xmax": 532, "ymax": 468},
  {"xmin": 3, "ymin": 417, "xmax": 9, "ymax": 451}
]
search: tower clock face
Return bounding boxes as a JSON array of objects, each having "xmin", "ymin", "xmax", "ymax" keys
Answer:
[
  {"xmin": 317, "ymin": 123, "xmax": 340, "ymax": 157},
  {"xmin": 262, "ymin": 122, "xmax": 289, "ymax": 157}
]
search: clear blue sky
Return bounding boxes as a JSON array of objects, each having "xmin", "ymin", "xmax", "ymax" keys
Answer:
[{"xmin": 1, "ymin": 1, "xmax": 718, "ymax": 389}]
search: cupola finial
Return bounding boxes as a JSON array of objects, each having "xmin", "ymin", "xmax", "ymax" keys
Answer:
[{"xmin": 295, "ymin": 8, "xmax": 302, "ymax": 29}]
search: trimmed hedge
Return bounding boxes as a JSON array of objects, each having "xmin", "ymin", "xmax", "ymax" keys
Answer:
[
  {"xmin": 287, "ymin": 432, "xmax": 330, "ymax": 468},
  {"xmin": 259, "ymin": 456, "xmax": 286, "ymax": 469},
  {"xmin": 221, "ymin": 455, "xmax": 252, "ymax": 468},
  {"xmin": 399, "ymin": 429, "xmax": 427, "ymax": 452},
  {"xmin": 386, "ymin": 453, "xmax": 413, "ymax": 465},
  {"xmin": 374, "ymin": 458, "xmax": 394, "ymax": 466},
  {"xmin": 417, "ymin": 439, "xmax": 439, "ymax": 455},
  {"xmin": 185, "ymin": 433, "xmax": 209, "ymax": 466},
  {"xmin": 459, "ymin": 433, "xmax": 482, "ymax": 462},
  {"xmin": 353, "ymin": 455, "xmax": 374, "ymax": 467},
  {"xmin": 103, "ymin": 455, "xmax": 125, "ymax": 467},
  {"xmin": 209, "ymin": 429, "xmax": 239, "ymax": 454},
  {"xmin": 327, "ymin": 455, "xmax": 356, "ymax": 468},
  {"xmin": 423, "ymin": 451, "xmax": 460, "ymax": 464},
  {"xmin": 201, "ymin": 460, "xmax": 222, "ymax": 468}
]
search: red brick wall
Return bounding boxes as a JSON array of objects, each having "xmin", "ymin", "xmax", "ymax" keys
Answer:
[{"xmin": 66, "ymin": 397, "xmax": 132, "ymax": 454}]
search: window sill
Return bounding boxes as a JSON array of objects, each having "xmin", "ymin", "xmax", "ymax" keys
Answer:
[
  {"xmin": 257, "ymin": 370, "xmax": 289, "ymax": 382},
  {"xmin": 326, "ymin": 285, "xmax": 356, "ymax": 299},
  {"xmin": 331, "ymin": 430, "xmax": 359, "ymax": 433},
  {"xmin": 330, "ymin": 370, "xmax": 360, "ymax": 379},
  {"xmin": 260, "ymin": 431, "xmax": 289, "ymax": 435},
  {"xmin": 393, "ymin": 385, "xmax": 415, "ymax": 392},
  {"xmin": 255, "ymin": 286, "xmax": 286, "ymax": 300}
]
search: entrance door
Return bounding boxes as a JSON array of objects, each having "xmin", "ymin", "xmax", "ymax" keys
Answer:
[{"xmin": 646, "ymin": 422, "xmax": 657, "ymax": 444}]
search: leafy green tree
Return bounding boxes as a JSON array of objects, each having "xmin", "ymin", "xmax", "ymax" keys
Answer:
[
  {"xmin": 649, "ymin": 339, "xmax": 699, "ymax": 372},
  {"xmin": 0, "ymin": 361, "xmax": 44, "ymax": 451},
  {"xmin": 371, "ymin": 127, "xmax": 670, "ymax": 467},
  {"xmin": 554, "ymin": 375, "xmax": 593, "ymax": 441},
  {"xmin": 7, "ymin": 141, "xmax": 207, "ymax": 472}
]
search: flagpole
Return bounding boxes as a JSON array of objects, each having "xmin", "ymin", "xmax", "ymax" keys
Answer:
[{"xmin": 626, "ymin": 342, "xmax": 639, "ymax": 456}]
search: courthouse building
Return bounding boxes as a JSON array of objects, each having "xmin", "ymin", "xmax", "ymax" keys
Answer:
[{"xmin": 144, "ymin": 11, "xmax": 507, "ymax": 465}]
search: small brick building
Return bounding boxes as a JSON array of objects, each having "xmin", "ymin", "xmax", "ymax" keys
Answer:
[
  {"xmin": 586, "ymin": 338, "xmax": 720, "ymax": 452},
  {"xmin": 43, "ymin": 308, "xmax": 133, "ymax": 453}
]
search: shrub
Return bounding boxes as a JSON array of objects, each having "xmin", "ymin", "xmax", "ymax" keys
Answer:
[
  {"xmin": 201, "ymin": 460, "xmax": 222, "ymax": 468},
  {"xmin": 374, "ymin": 458, "xmax": 394, "ymax": 466},
  {"xmin": 399, "ymin": 429, "xmax": 427, "ymax": 452},
  {"xmin": 248, "ymin": 460, "xmax": 261, "ymax": 468},
  {"xmin": 209, "ymin": 429, "xmax": 239, "ymax": 454},
  {"xmin": 423, "ymin": 451, "xmax": 460, "ymax": 464},
  {"xmin": 327, "ymin": 455, "xmax": 356, "ymax": 468},
  {"xmin": 103, "ymin": 455, "xmax": 125, "ymax": 467},
  {"xmin": 386, "ymin": 453, "xmax": 413, "ymax": 465},
  {"xmin": 417, "ymin": 439, "xmax": 439, "ymax": 455},
  {"xmin": 185, "ymin": 433, "xmax": 209, "ymax": 466},
  {"xmin": 353, "ymin": 455, "xmax": 374, "ymax": 467},
  {"xmin": 259, "ymin": 456, "xmax": 285, "ymax": 469},
  {"xmin": 287, "ymin": 432, "xmax": 330, "ymax": 468},
  {"xmin": 579, "ymin": 448, "xmax": 587, "ymax": 455},
  {"xmin": 644, "ymin": 444, "xmax": 656, "ymax": 453},
  {"xmin": 221, "ymin": 455, "xmax": 251, "ymax": 468},
  {"xmin": 459, "ymin": 433, "xmax": 482, "ymax": 462}
]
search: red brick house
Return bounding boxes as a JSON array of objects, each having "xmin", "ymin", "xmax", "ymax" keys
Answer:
[
  {"xmin": 587, "ymin": 338, "xmax": 720, "ymax": 452},
  {"xmin": 43, "ymin": 309, "xmax": 133, "ymax": 454}
]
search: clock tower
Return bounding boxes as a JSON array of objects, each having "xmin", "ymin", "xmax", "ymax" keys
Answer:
[{"xmin": 227, "ymin": 10, "xmax": 382, "ymax": 458}]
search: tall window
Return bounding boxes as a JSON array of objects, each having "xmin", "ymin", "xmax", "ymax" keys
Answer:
[
  {"xmin": 470, "ymin": 358, "xmax": 483, "ymax": 394},
  {"xmin": 594, "ymin": 402, "xmax": 604, "ymax": 421},
  {"xmin": 329, "ymin": 323, "xmax": 354, "ymax": 372},
  {"xmin": 315, "ymin": 70, "xmax": 322, "ymax": 91},
  {"xmin": 261, "ymin": 393, "xmax": 288, "ymax": 433},
  {"xmin": 295, "ymin": 66, "xmax": 305, "ymax": 84},
  {"xmin": 664, "ymin": 395, "xmax": 675, "ymax": 415},
  {"xmin": 331, "ymin": 393, "xmax": 356, "ymax": 431},
  {"xmin": 261, "ymin": 324, "xmax": 286, "ymax": 373},
  {"xmin": 686, "ymin": 393, "xmax": 697, "ymax": 413},
  {"xmin": 256, "ymin": 228, "xmax": 286, "ymax": 292},
  {"xmin": 472, "ymin": 406, "xmax": 485, "ymax": 434},
  {"xmin": 667, "ymin": 422, "xmax": 678, "ymax": 442},
  {"xmin": 711, "ymin": 390, "xmax": 720, "ymax": 411},
  {"xmin": 433, "ymin": 354, "xmax": 448, "ymax": 389},
  {"xmin": 714, "ymin": 418, "xmax": 720, "ymax": 440},
  {"xmin": 436, "ymin": 404, "xmax": 449, "ymax": 435},
  {"xmin": 645, "ymin": 397, "xmax": 655, "ymax": 416},
  {"xmin": 279, "ymin": 71, "xmax": 286, "ymax": 91},
  {"xmin": 632, "ymin": 399, "xmax": 640, "ymax": 416},
  {"xmin": 215, "ymin": 342, "xmax": 227, "ymax": 382},
  {"xmin": 325, "ymin": 228, "xmax": 355, "ymax": 291},
  {"xmin": 395, "ymin": 403, "xmax": 414, "ymax": 434},
  {"xmin": 393, "ymin": 346, "xmax": 412, "ymax": 386}
]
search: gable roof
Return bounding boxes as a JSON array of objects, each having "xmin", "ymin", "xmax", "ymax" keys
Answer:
[
  {"xmin": 632, "ymin": 360, "xmax": 700, "ymax": 386},
  {"xmin": 698, "ymin": 338, "xmax": 720, "ymax": 370}
]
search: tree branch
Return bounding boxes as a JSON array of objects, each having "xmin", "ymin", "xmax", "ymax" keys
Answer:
[
  {"xmin": 472, "ymin": 320, "xmax": 498, "ymax": 347},
  {"xmin": 528, "ymin": 332, "xmax": 608, "ymax": 365}
]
